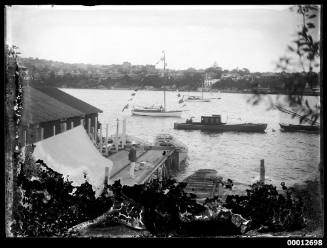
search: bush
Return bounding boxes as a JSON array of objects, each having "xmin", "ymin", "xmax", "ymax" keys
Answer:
[
  {"xmin": 108, "ymin": 178, "xmax": 205, "ymax": 236},
  {"xmin": 224, "ymin": 182, "xmax": 306, "ymax": 232},
  {"xmin": 12, "ymin": 153, "xmax": 113, "ymax": 237}
]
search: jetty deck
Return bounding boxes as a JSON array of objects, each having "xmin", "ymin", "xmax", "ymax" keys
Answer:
[
  {"xmin": 108, "ymin": 147, "xmax": 178, "ymax": 186},
  {"xmin": 183, "ymin": 169, "xmax": 247, "ymax": 202},
  {"xmin": 183, "ymin": 169, "xmax": 222, "ymax": 201}
]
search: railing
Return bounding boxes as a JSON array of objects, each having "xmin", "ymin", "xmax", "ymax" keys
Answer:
[{"xmin": 139, "ymin": 150, "xmax": 174, "ymax": 184}]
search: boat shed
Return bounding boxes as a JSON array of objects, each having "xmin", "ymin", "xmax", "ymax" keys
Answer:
[
  {"xmin": 34, "ymin": 87, "xmax": 103, "ymax": 136},
  {"xmin": 20, "ymin": 86, "xmax": 103, "ymax": 146}
]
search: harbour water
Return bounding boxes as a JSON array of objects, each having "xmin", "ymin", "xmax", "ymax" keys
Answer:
[{"xmin": 62, "ymin": 88, "xmax": 321, "ymax": 190}]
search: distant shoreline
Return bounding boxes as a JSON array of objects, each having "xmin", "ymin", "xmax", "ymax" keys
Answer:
[{"xmin": 60, "ymin": 87, "xmax": 320, "ymax": 97}]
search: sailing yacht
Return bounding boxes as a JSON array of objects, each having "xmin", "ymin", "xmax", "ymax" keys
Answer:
[
  {"xmin": 183, "ymin": 76, "xmax": 211, "ymax": 102},
  {"xmin": 131, "ymin": 51, "xmax": 183, "ymax": 117}
]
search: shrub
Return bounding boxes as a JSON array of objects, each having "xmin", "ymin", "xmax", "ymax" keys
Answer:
[
  {"xmin": 224, "ymin": 182, "xmax": 306, "ymax": 232},
  {"xmin": 13, "ymin": 153, "xmax": 113, "ymax": 237}
]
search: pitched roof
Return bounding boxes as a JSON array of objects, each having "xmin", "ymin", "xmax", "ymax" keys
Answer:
[
  {"xmin": 33, "ymin": 87, "xmax": 103, "ymax": 114},
  {"xmin": 22, "ymin": 86, "xmax": 84, "ymax": 126}
]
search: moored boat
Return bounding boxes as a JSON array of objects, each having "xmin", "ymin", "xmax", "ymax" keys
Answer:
[
  {"xmin": 131, "ymin": 51, "xmax": 183, "ymax": 117},
  {"xmin": 183, "ymin": 95, "xmax": 211, "ymax": 102},
  {"xmin": 132, "ymin": 105, "xmax": 182, "ymax": 117},
  {"xmin": 182, "ymin": 78, "xmax": 211, "ymax": 102},
  {"xmin": 174, "ymin": 115, "xmax": 267, "ymax": 133},
  {"xmin": 279, "ymin": 123, "xmax": 320, "ymax": 133}
]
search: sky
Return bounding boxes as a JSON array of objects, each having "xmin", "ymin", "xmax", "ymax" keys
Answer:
[{"xmin": 5, "ymin": 5, "xmax": 320, "ymax": 72}]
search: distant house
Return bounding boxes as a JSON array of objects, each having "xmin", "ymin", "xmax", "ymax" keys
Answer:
[
  {"xmin": 21, "ymin": 86, "xmax": 103, "ymax": 145},
  {"xmin": 204, "ymin": 71, "xmax": 221, "ymax": 87},
  {"xmin": 55, "ymin": 69, "xmax": 65, "ymax": 76},
  {"xmin": 204, "ymin": 78, "xmax": 220, "ymax": 87}
]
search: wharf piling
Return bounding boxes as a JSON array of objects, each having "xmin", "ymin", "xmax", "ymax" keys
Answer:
[
  {"xmin": 122, "ymin": 118, "xmax": 126, "ymax": 148},
  {"xmin": 99, "ymin": 126, "xmax": 103, "ymax": 152},
  {"xmin": 260, "ymin": 159, "xmax": 265, "ymax": 183},
  {"xmin": 105, "ymin": 124, "xmax": 109, "ymax": 156},
  {"xmin": 115, "ymin": 119, "xmax": 119, "ymax": 152}
]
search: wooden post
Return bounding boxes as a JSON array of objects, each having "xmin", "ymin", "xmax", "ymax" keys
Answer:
[
  {"xmin": 115, "ymin": 118, "xmax": 119, "ymax": 152},
  {"xmin": 80, "ymin": 118, "xmax": 83, "ymax": 127},
  {"xmin": 99, "ymin": 125, "xmax": 103, "ymax": 153},
  {"xmin": 105, "ymin": 123, "xmax": 109, "ymax": 156},
  {"xmin": 53, "ymin": 125, "xmax": 56, "ymax": 136},
  {"xmin": 88, "ymin": 118, "xmax": 91, "ymax": 136},
  {"xmin": 94, "ymin": 117, "xmax": 98, "ymax": 142},
  {"xmin": 260, "ymin": 159, "xmax": 265, "ymax": 183},
  {"xmin": 122, "ymin": 118, "xmax": 126, "ymax": 149},
  {"xmin": 91, "ymin": 127, "xmax": 94, "ymax": 143},
  {"xmin": 71, "ymin": 121, "xmax": 74, "ymax": 129},
  {"xmin": 217, "ymin": 182, "xmax": 222, "ymax": 198},
  {"xmin": 40, "ymin": 128, "xmax": 44, "ymax": 140},
  {"xmin": 104, "ymin": 167, "xmax": 109, "ymax": 186},
  {"xmin": 164, "ymin": 89, "xmax": 166, "ymax": 111}
]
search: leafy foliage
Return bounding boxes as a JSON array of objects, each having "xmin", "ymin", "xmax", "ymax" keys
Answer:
[
  {"xmin": 249, "ymin": 5, "xmax": 320, "ymax": 125},
  {"xmin": 224, "ymin": 182, "xmax": 305, "ymax": 232},
  {"xmin": 12, "ymin": 154, "xmax": 113, "ymax": 237},
  {"xmin": 12, "ymin": 148, "xmax": 307, "ymax": 237},
  {"xmin": 108, "ymin": 178, "xmax": 205, "ymax": 236}
]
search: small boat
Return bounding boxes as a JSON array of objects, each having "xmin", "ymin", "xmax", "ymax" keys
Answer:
[
  {"xmin": 183, "ymin": 79, "xmax": 211, "ymax": 102},
  {"xmin": 132, "ymin": 103, "xmax": 183, "ymax": 117},
  {"xmin": 154, "ymin": 133, "xmax": 188, "ymax": 164},
  {"xmin": 131, "ymin": 51, "xmax": 183, "ymax": 117},
  {"xmin": 279, "ymin": 123, "xmax": 320, "ymax": 133},
  {"xmin": 174, "ymin": 115, "xmax": 267, "ymax": 133},
  {"xmin": 183, "ymin": 95, "xmax": 211, "ymax": 102},
  {"xmin": 210, "ymin": 91, "xmax": 222, "ymax": 100}
]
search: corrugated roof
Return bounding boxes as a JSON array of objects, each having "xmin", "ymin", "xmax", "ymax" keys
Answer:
[
  {"xmin": 34, "ymin": 87, "xmax": 103, "ymax": 114},
  {"xmin": 22, "ymin": 86, "xmax": 84, "ymax": 126}
]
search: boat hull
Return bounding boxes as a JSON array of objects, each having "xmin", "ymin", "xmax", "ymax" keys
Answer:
[
  {"xmin": 279, "ymin": 124, "xmax": 320, "ymax": 133},
  {"xmin": 183, "ymin": 95, "xmax": 211, "ymax": 102},
  {"xmin": 184, "ymin": 99, "xmax": 211, "ymax": 102},
  {"xmin": 174, "ymin": 122, "xmax": 267, "ymax": 133},
  {"xmin": 132, "ymin": 109, "xmax": 182, "ymax": 117}
]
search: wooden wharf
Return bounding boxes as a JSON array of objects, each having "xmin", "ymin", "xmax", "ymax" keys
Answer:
[
  {"xmin": 183, "ymin": 169, "xmax": 223, "ymax": 202},
  {"xmin": 108, "ymin": 146, "xmax": 180, "ymax": 186}
]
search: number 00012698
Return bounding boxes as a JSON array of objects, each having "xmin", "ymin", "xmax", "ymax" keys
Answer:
[{"xmin": 287, "ymin": 240, "xmax": 323, "ymax": 246}]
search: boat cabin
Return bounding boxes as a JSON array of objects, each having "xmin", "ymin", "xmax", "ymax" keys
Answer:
[{"xmin": 201, "ymin": 115, "xmax": 222, "ymax": 125}]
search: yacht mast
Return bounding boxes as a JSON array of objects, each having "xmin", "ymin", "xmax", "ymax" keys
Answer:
[
  {"xmin": 202, "ymin": 74, "xmax": 204, "ymax": 99},
  {"xmin": 163, "ymin": 51, "xmax": 166, "ymax": 111}
]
